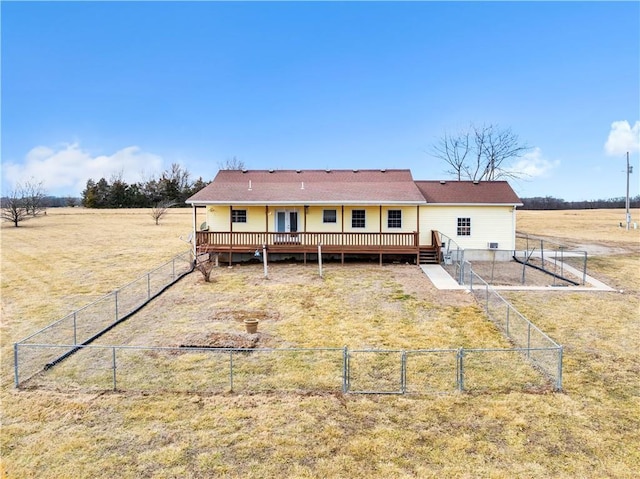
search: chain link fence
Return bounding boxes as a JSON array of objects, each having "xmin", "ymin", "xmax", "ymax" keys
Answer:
[
  {"xmin": 14, "ymin": 251, "xmax": 193, "ymax": 385},
  {"xmin": 14, "ymin": 244, "xmax": 563, "ymax": 394},
  {"xmin": 15, "ymin": 344, "xmax": 559, "ymax": 394}
]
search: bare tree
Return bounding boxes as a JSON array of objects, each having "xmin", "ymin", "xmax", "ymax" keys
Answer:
[
  {"xmin": 22, "ymin": 179, "xmax": 47, "ymax": 217},
  {"xmin": 150, "ymin": 200, "xmax": 175, "ymax": 225},
  {"xmin": 218, "ymin": 156, "xmax": 245, "ymax": 171},
  {"xmin": 432, "ymin": 124, "xmax": 530, "ymax": 181},
  {"xmin": 1, "ymin": 187, "xmax": 28, "ymax": 227},
  {"xmin": 431, "ymin": 131, "xmax": 470, "ymax": 181},
  {"xmin": 194, "ymin": 253, "xmax": 217, "ymax": 282}
]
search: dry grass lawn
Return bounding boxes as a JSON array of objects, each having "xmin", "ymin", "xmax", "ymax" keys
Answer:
[{"xmin": 1, "ymin": 207, "xmax": 639, "ymax": 478}]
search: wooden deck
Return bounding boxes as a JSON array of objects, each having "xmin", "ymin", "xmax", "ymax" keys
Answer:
[{"xmin": 195, "ymin": 231, "xmax": 442, "ymax": 264}]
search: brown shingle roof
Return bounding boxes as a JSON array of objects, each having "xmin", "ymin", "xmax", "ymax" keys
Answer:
[
  {"xmin": 415, "ymin": 180, "xmax": 522, "ymax": 205},
  {"xmin": 187, "ymin": 169, "xmax": 426, "ymax": 204}
]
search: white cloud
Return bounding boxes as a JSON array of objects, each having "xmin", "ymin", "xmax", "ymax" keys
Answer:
[
  {"xmin": 604, "ymin": 120, "xmax": 640, "ymax": 156},
  {"xmin": 2, "ymin": 143, "xmax": 164, "ymax": 196},
  {"xmin": 508, "ymin": 147, "xmax": 559, "ymax": 178}
]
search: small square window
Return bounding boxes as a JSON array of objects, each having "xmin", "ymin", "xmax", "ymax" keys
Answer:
[
  {"xmin": 457, "ymin": 217, "xmax": 471, "ymax": 236},
  {"xmin": 352, "ymin": 210, "xmax": 366, "ymax": 228},
  {"xmin": 388, "ymin": 210, "xmax": 402, "ymax": 228},
  {"xmin": 232, "ymin": 209, "xmax": 247, "ymax": 223},
  {"xmin": 323, "ymin": 209, "xmax": 337, "ymax": 223}
]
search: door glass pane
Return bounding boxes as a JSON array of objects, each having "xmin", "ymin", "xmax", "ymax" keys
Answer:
[
  {"xmin": 277, "ymin": 212, "xmax": 286, "ymax": 232},
  {"xmin": 289, "ymin": 212, "xmax": 298, "ymax": 232}
]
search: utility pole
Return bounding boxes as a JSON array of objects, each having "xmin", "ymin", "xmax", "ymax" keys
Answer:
[{"xmin": 626, "ymin": 151, "xmax": 633, "ymax": 230}]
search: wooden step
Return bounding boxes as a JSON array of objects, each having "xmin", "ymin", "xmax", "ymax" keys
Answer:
[{"xmin": 419, "ymin": 248, "xmax": 440, "ymax": 265}]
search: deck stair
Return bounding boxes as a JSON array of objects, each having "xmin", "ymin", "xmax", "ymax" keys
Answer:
[{"xmin": 419, "ymin": 247, "xmax": 440, "ymax": 265}]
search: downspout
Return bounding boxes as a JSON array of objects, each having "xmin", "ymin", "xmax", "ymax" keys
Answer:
[
  {"xmin": 379, "ymin": 205, "xmax": 383, "ymax": 265},
  {"xmin": 416, "ymin": 204, "xmax": 420, "ymax": 263},
  {"xmin": 265, "ymin": 205, "xmax": 269, "ymax": 245},
  {"xmin": 229, "ymin": 205, "xmax": 233, "ymax": 266},
  {"xmin": 341, "ymin": 205, "xmax": 345, "ymax": 264},
  {"xmin": 512, "ymin": 205, "xmax": 517, "ymax": 250}
]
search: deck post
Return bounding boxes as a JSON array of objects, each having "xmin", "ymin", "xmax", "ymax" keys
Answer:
[
  {"xmin": 191, "ymin": 205, "xmax": 197, "ymax": 258},
  {"xmin": 262, "ymin": 244, "xmax": 268, "ymax": 278}
]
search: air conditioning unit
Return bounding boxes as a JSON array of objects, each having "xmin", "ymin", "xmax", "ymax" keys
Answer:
[{"xmin": 488, "ymin": 242, "xmax": 499, "ymax": 249}]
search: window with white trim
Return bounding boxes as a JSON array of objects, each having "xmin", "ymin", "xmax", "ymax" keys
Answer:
[
  {"xmin": 351, "ymin": 209, "xmax": 366, "ymax": 228},
  {"xmin": 323, "ymin": 209, "xmax": 337, "ymax": 223},
  {"xmin": 457, "ymin": 217, "xmax": 471, "ymax": 236},
  {"xmin": 231, "ymin": 209, "xmax": 247, "ymax": 223},
  {"xmin": 387, "ymin": 210, "xmax": 402, "ymax": 228}
]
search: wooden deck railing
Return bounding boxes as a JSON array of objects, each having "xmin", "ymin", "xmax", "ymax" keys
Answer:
[{"xmin": 196, "ymin": 231, "xmax": 420, "ymax": 251}]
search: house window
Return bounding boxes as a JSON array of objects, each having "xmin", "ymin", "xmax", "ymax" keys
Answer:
[
  {"xmin": 323, "ymin": 209, "xmax": 337, "ymax": 223},
  {"xmin": 231, "ymin": 209, "xmax": 247, "ymax": 223},
  {"xmin": 387, "ymin": 210, "xmax": 402, "ymax": 228},
  {"xmin": 457, "ymin": 217, "xmax": 471, "ymax": 236},
  {"xmin": 352, "ymin": 210, "xmax": 366, "ymax": 228}
]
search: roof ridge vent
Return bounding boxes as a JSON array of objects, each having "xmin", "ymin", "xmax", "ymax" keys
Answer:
[
  {"xmin": 380, "ymin": 169, "xmax": 386, "ymax": 173},
  {"xmin": 440, "ymin": 180, "xmax": 446, "ymax": 184},
  {"xmin": 353, "ymin": 169, "xmax": 359, "ymax": 173},
  {"xmin": 269, "ymin": 169, "xmax": 274, "ymax": 173},
  {"xmin": 325, "ymin": 169, "xmax": 331, "ymax": 173},
  {"xmin": 242, "ymin": 169, "xmax": 248, "ymax": 173},
  {"xmin": 473, "ymin": 180, "xmax": 479, "ymax": 184}
]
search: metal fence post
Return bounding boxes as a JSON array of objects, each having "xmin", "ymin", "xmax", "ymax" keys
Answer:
[
  {"xmin": 401, "ymin": 351, "xmax": 407, "ymax": 394},
  {"xmin": 582, "ymin": 252, "xmax": 587, "ymax": 285},
  {"xmin": 457, "ymin": 348, "xmax": 464, "ymax": 392},
  {"xmin": 556, "ymin": 346, "xmax": 564, "ymax": 391},
  {"xmin": 14, "ymin": 343, "xmax": 19, "ymax": 388},
  {"xmin": 342, "ymin": 346, "xmax": 349, "ymax": 393},
  {"xmin": 73, "ymin": 312, "xmax": 77, "ymax": 345},
  {"xmin": 506, "ymin": 305, "xmax": 510, "ymax": 337},
  {"xmin": 112, "ymin": 347, "xmax": 117, "ymax": 391},
  {"xmin": 229, "ymin": 351, "xmax": 234, "ymax": 392},
  {"xmin": 527, "ymin": 323, "xmax": 531, "ymax": 358}
]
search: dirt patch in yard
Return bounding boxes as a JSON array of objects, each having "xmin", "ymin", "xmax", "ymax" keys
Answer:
[
  {"xmin": 208, "ymin": 308, "xmax": 281, "ymax": 322},
  {"xmin": 179, "ymin": 331, "xmax": 267, "ymax": 349}
]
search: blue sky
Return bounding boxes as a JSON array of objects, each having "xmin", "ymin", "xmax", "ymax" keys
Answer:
[{"xmin": 2, "ymin": 1, "xmax": 639, "ymax": 201}]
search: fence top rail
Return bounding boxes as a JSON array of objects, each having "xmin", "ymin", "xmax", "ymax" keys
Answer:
[
  {"xmin": 14, "ymin": 343, "xmax": 561, "ymax": 354},
  {"xmin": 405, "ymin": 348, "xmax": 459, "ymax": 354},
  {"xmin": 14, "ymin": 343, "xmax": 347, "ymax": 353},
  {"xmin": 462, "ymin": 347, "xmax": 562, "ymax": 353},
  {"xmin": 14, "ymin": 251, "xmax": 193, "ymax": 345}
]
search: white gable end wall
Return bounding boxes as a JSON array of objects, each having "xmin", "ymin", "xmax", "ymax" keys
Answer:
[{"xmin": 420, "ymin": 205, "xmax": 516, "ymax": 251}]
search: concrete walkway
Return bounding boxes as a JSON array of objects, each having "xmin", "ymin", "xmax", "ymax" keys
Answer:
[
  {"xmin": 420, "ymin": 265, "xmax": 466, "ymax": 290},
  {"xmin": 420, "ymin": 263, "xmax": 616, "ymax": 292}
]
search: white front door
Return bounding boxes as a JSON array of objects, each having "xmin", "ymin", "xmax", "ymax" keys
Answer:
[{"xmin": 275, "ymin": 210, "xmax": 298, "ymax": 233}]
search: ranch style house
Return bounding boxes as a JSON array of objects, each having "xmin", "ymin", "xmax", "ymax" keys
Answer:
[{"xmin": 185, "ymin": 169, "xmax": 522, "ymax": 264}]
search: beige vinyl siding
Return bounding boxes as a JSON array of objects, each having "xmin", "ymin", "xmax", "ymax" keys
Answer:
[
  {"xmin": 381, "ymin": 206, "xmax": 418, "ymax": 233},
  {"xmin": 420, "ymin": 205, "xmax": 516, "ymax": 250},
  {"xmin": 206, "ymin": 205, "xmax": 267, "ymax": 232},
  {"xmin": 305, "ymin": 206, "xmax": 342, "ymax": 232}
]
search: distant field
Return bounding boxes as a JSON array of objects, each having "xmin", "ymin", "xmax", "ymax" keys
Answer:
[{"xmin": 1, "ymin": 207, "xmax": 639, "ymax": 478}]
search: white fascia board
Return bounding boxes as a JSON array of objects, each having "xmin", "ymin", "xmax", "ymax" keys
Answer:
[
  {"xmin": 187, "ymin": 200, "xmax": 427, "ymax": 206},
  {"xmin": 424, "ymin": 202, "xmax": 523, "ymax": 207}
]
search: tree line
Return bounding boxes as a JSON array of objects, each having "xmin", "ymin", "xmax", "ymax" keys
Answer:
[
  {"xmin": 519, "ymin": 195, "xmax": 640, "ymax": 210},
  {"xmin": 81, "ymin": 163, "xmax": 210, "ymax": 208}
]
